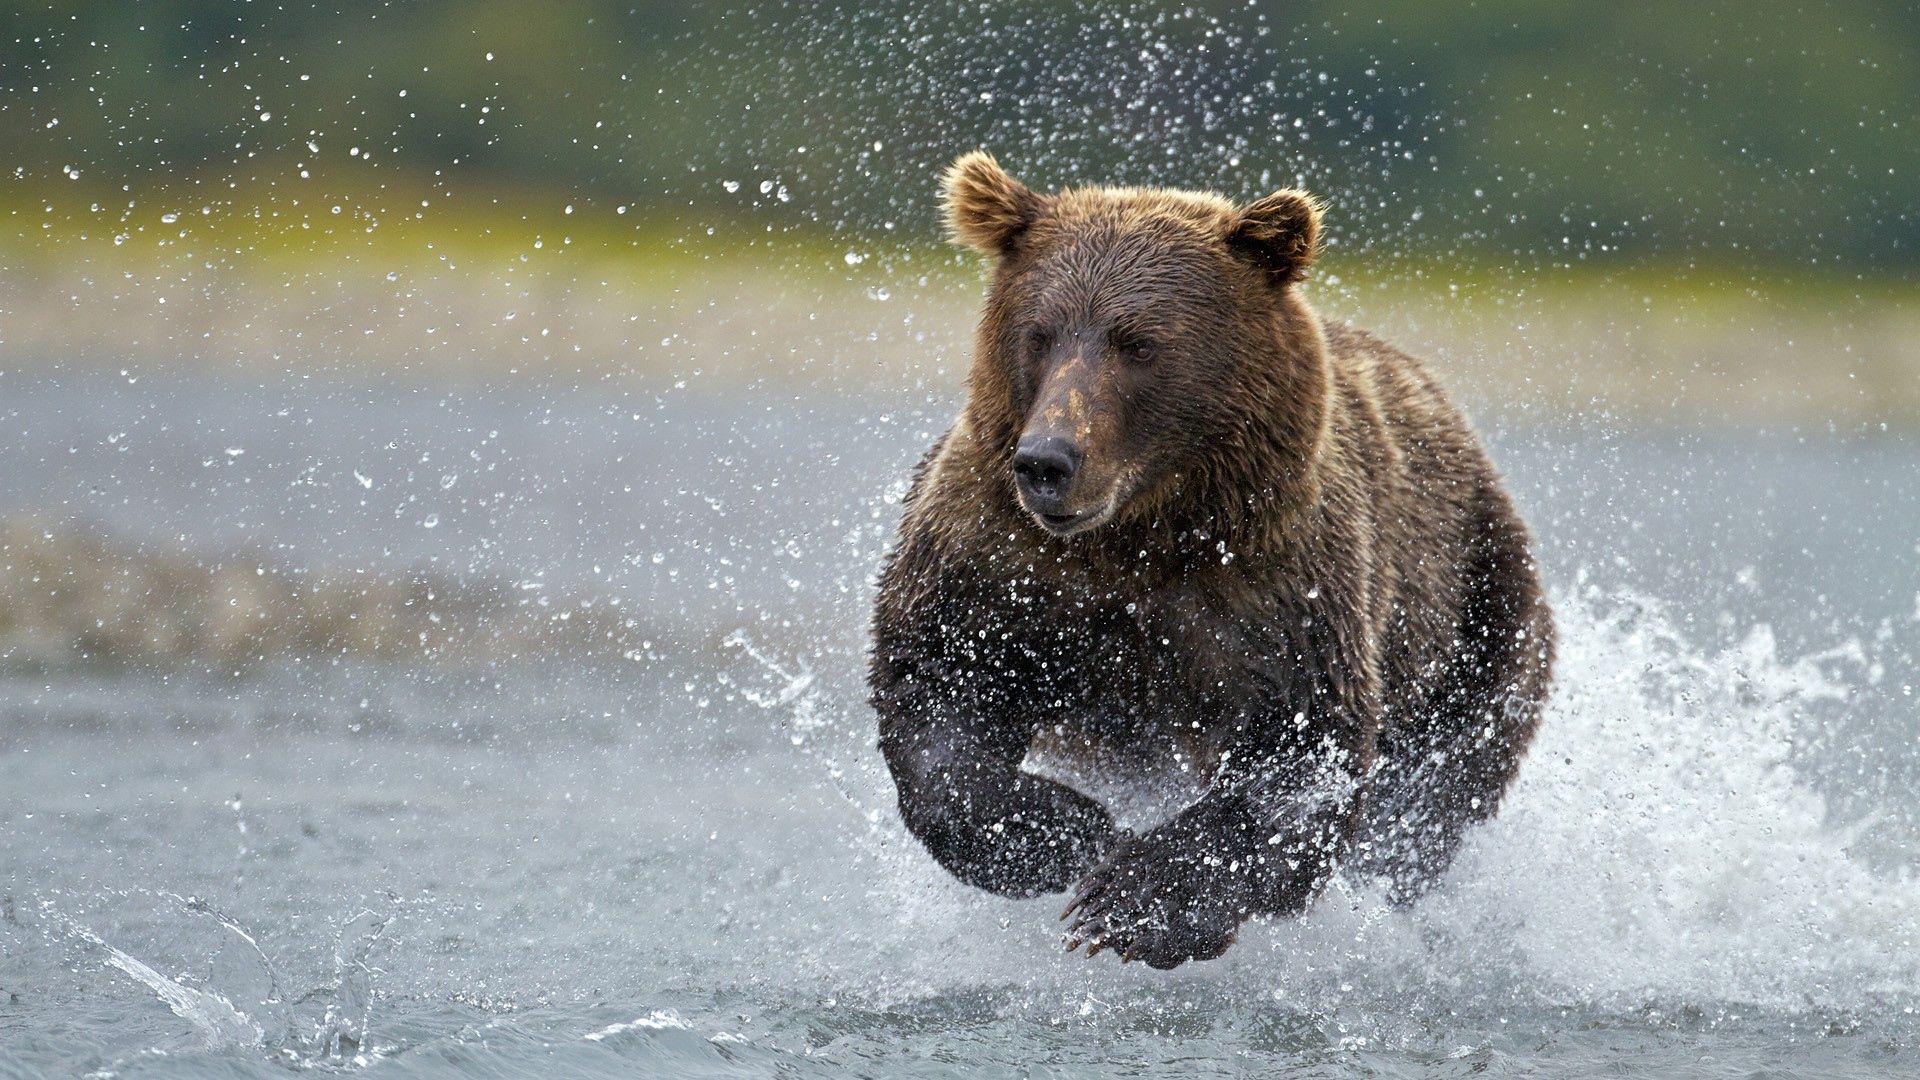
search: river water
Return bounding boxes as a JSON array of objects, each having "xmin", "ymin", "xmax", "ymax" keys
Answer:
[{"xmin": 2, "ymin": 371, "xmax": 1917, "ymax": 1077}]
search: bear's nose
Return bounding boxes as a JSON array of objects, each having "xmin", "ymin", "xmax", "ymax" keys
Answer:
[{"xmin": 1013, "ymin": 435, "xmax": 1081, "ymax": 502}]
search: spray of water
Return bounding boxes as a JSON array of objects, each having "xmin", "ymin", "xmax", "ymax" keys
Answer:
[
  {"xmin": 724, "ymin": 587, "xmax": 1920, "ymax": 1021},
  {"xmin": 35, "ymin": 889, "xmax": 403, "ymax": 1066},
  {"xmin": 45, "ymin": 904, "xmax": 264, "ymax": 1053},
  {"xmin": 1437, "ymin": 589, "xmax": 1920, "ymax": 1011}
]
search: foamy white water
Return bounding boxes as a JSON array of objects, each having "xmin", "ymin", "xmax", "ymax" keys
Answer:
[{"xmin": 1446, "ymin": 591, "xmax": 1920, "ymax": 1010}]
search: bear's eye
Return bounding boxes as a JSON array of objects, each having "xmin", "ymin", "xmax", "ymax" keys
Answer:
[
  {"xmin": 1117, "ymin": 337, "xmax": 1158, "ymax": 365},
  {"xmin": 1022, "ymin": 329, "xmax": 1053, "ymax": 359}
]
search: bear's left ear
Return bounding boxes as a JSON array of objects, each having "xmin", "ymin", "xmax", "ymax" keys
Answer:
[
  {"xmin": 941, "ymin": 150, "xmax": 1045, "ymax": 256},
  {"xmin": 1224, "ymin": 189, "xmax": 1324, "ymax": 285}
]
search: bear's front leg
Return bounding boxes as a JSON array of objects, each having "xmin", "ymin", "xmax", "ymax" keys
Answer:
[
  {"xmin": 881, "ymin": 714, "xmax": 1116, "ymax": 898},
  {"xmin": 894, "ymin": 764, "xmax": 1116, "ymax": 898}
]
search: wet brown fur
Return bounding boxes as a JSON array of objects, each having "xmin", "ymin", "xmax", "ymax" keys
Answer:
[{"xmin": 871, "ymin": 151, "xmax": 1555, "ymax": 968}]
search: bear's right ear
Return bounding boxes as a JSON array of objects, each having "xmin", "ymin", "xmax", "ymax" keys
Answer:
[
  {"xmin": 941, "ymin": 150, "xmax": 1044, "ymax": 256},
  {"xmin": 1224, "ymin": 189, "xmax": 1324, "ymax": 285}
]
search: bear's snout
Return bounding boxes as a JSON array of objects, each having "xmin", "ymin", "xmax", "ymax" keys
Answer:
[{"xmin": 1013, "ymin": 435, "xmax": 1081, "ymax": 510}]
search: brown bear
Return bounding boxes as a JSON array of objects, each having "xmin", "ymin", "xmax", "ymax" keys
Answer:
[{"xmin": 868, "ymin": 151, "xmax": 1554, "ymax": 969}]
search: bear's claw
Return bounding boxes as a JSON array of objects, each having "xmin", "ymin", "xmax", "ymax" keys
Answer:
[{"xmin": 1058, "ymin": 832, "xmax": 1243, "ymax": 969}]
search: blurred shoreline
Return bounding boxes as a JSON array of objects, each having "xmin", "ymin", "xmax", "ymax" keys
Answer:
[{"xmin": 5, "ymin": 204, "xmax": 1916, "ymax": 429}]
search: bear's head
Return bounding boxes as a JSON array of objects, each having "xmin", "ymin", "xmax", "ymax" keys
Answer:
[{"xmin": 943, "ymin": 151, "xmax": 1333, "ymax": 543}]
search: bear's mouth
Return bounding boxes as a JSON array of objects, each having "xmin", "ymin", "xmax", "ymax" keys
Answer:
[
  {"xmin": 1025, "ymin": 494, "xmax": 1122, "ymax": 537},
  {"xmin": 1019, "ymin": 472, "xmax": 1136, "ymax": 538}
]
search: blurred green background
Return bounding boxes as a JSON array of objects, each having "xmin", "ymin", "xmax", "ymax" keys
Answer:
[{"xmin": 3, "ymin": 0, "xmax": 1917, "ymax": 420}]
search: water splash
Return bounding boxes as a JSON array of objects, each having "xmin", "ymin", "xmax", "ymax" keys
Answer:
[
  {"xmin": 317, "ymin": 908, "xmax": 389, "ymax": 1061},
  {"xmin": 38, "ymin": 891, "xmax": 402, "ymax": 1066},
  {"xmin": 727, "ymin": 629, "xmax": 884, "ymax": 831},
  {"xmin": 1431, "ymin": 588, "xmax": 1920, "ymax": 1011},
  {"xmin": 736, "ymin": 586, "xmax": 1920, "ymax": 1025},
  {"xmin": 166, "ymin": 892, "xmax": 290, "ymax": 1045},
  {"xmin": 50, "ymin": 907, "xmax": 264, "ymax": 1052}
]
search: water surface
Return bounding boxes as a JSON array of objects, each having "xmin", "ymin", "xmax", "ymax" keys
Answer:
[{"xmin": 2, "ymin": 373, "xmax": 1917, "ymax": 1077}]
